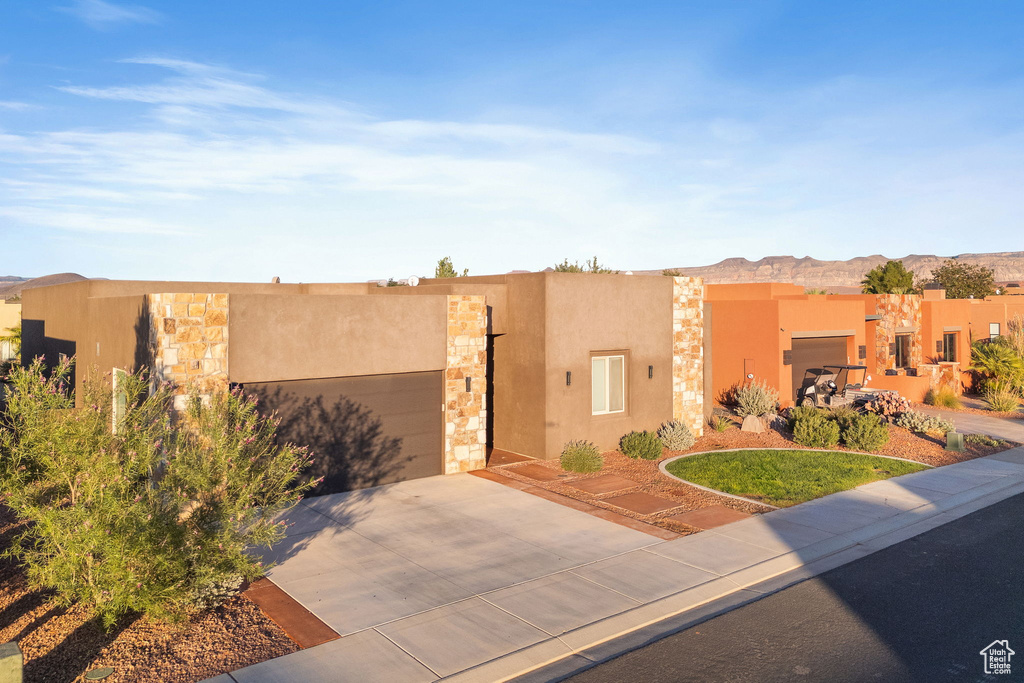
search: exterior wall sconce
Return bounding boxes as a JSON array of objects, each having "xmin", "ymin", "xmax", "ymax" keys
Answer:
[
  {"xmin": 566, "ymin": 371, "xmax": 572, "ymax": 386},
  {"xmin": 465, "ymin": 377, "xmax": 472, "ymax": 392},
  {"xmin": 648, "ymin": 365, "xmax": 653, "ymax": 379}
]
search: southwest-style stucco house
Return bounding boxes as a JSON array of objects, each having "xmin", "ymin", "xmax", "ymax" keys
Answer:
[{"xmin": 20, "ymin": 272, "xmax": 705, "ymax": 495}]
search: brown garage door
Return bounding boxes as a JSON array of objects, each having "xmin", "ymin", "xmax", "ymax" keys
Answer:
[
  {"xmin": 244, "ymin": 371, "xmax": 443, "ymax": 495},
  {"xmin": 790, "ymin": 337, "xmax": 849, "ymax": 402}
]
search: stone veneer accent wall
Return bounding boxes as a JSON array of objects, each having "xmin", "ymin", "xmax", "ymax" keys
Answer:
[
  {"xmin": 148, "ymin": 293, "xmax": 229, "ymax": 410},
  {"xmin": 918, "ymin": 361, "xmax": 963, "ymax": 394},
  {"xmin": 444, "ymin": 295, "xmax": 488, "ymax": 474},
  {"xmin": 874, "ymin": 294, "xmax": 923, "ymax": 372},
  {"xmin": 672, "ymin": 277, "xmax": 705, "ymax": 438}
]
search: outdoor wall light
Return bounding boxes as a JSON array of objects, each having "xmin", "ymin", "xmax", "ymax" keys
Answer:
[
  {"xmin": 566, "ymin": 371, "xmax": 572, "ymax": 386},
  {"xmin": 465, "ymin": 377, "xmax": 472, "ymax": 392},
  {"xmin": 746, "ymin": 373, "xmax": 754, "ymax": 380},
  {"xmin": 648, "ymin": 365, "xmax": 654, "ymax": 379}
]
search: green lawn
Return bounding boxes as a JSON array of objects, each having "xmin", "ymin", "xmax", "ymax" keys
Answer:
[{"xmin": 664, "ymin": 449, "xmax": 928, "ymax": 508}]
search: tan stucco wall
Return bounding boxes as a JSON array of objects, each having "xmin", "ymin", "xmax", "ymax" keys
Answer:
[{"xmin": 228, "ymin": 293, "xmax": 448, "ymax": 383}]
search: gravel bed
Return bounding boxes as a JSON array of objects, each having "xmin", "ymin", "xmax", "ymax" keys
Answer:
[
  {"xmin": 494, "ymin": 414, "xmax": 1017, "ymax": 534},
  {"xmin": 0, "ymin": 506, "xmax": 297, "ymax": 683},
  {"xmin": 912, "ymin": 394, "xmax": 1024, "ymax": 420}
]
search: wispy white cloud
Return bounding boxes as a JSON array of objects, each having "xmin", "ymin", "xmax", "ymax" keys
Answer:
[
  {"xmin": 0, "ymin": 101, "xmax": 36, "ymax": 110},
  {"xmin": 3, "ymin": 57, "xmax": 1023, "ymax": 280},
  {"xmin": 57, "ymin": 0, "xmax": 162, "ymax": 30}
]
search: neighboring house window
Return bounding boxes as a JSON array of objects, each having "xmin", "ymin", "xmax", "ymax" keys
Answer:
[
  {"xmin": 894, "ymin": 334, "xmax": 912, "ymax": 368},
  {"xmin": 592, "ymin": 355, "xmax": 625, "ymax": 415},
  {"xmin": 942, "ymin": 333, "xmax": 958, "ymax": 363},
  {"xmin": 990, "ymin": 323, "xmax": 1001, "ymax": 340}
]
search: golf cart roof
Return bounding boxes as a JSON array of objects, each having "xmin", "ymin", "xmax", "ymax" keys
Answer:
[{"xmin": 823, "ymin": 365, "xmax": 868, "ymax": 371}]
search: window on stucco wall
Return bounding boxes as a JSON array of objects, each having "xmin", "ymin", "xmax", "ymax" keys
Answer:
[
  {"xmin": 990, "ymin": 323, "xmax": 1001, "ymax": 340},
  {"xmin": 942, "ymin": 333, "xmax": 958, "ymax": 363},
  {"xmin": 592, "ymin": 355, "xmax": 625, "ymax": 415},
  {"xmin": 895, "ymin": 334, "xmax": 912, "ymax": 368}
]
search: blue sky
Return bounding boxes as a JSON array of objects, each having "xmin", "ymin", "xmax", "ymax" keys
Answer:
[{"xmin": 1, "ymin": 1, "xmax": 1022, "ymax": 281}]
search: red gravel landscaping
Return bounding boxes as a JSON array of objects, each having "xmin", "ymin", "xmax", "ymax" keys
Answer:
[
  {"xmin": 0, "ymin": 506, "xmax": 297, "ymax": 683},
  {"xmin": 491, "ymin": 413, "xmax": 1018, "ymax": 536}
]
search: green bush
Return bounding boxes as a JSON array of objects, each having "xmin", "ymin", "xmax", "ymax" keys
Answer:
[
  {"xmin": 708, "ymin": 415, "xmax": 732, "ymax": 432},
  {"xmin": 841, "ymin": 413, "xmax": 890, "ymax": 452},
  {"xmin": 894, "ymin": 410, "xmax": 955, "ymax": 436},
  {"xmin": 785, "ymin": 405, "xmax": 820, "ymax": 431},
  {"xmin": 0, "ymin": 358, "xmax": 318, "ymax": 629},
  {"xmin": 983, "ymin": 379, "xmax": 1021, "ymax": 413},
  {"xmin": 792, "ymin": 411, "xmax": 840, "ymax": 448},
  {"xmin": 964, "ymin": 433, "xmax": 1007, "ymax": 448},
  {"xmin": 560, "ymin": 440, "xmax": 603, "ymax": 473},
  {"xmin": 735, "ymin": 379, "xmax": 778, "ymax": 418},
  {"xmin": 619, "ymin": 430, "xmax": 664, "ymax": 460},
  {"xmin": 657, "ymin": 420, "xmax": 695, "ymax": 451},
  {"xmin": 826, "ymin": 405, "xmax": 859, "ymax": 433},
  {"xmin": 924, "ymin": 386, "xmax": 962, "ymax": 409}
]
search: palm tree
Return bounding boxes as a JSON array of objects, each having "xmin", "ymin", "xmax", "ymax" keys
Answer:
[
  {"xmin": 0, "ymin": 323, "xmax": 20, "ymax": 359},
  {"xmin": 970, "ymin": 340, "xmax": 1024, "ymax": 379}
]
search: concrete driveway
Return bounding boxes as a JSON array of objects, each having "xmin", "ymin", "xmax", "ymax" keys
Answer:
[{"xmin": 239, "ymin": 473, "xmax": 661, "ymax": 679}]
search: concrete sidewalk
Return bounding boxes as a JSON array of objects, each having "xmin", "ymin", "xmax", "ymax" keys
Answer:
[
  {"xmin": 207, "ymin": 448, "xmax": 1024, "ymax": 683},
  {"xmin": 917, "ymin": 404, "xmax": 1024, "ymax": 442}
]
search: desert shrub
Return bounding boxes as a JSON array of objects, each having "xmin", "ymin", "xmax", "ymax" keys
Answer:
[
  {"xmin": 657, "ymin": 420, "xmax": 695, "ymax": 451},
  {"xmin": 792, "ymin": 411, "xmax": 840, "ymax": 448},
  {"xmin": 894, "ymin": 410, "xmax": 955, "ymax": 436},
  {"xmin": 708, "ymin": 415, "xmax": 732, "ymax": 432},
  {"xmin": 560, "ymin": 440, "xmax": 603, "ymax": 473},
  {"xmin": 924, "ymin": 386, "xmax": 962, "ymax": 410},
  {"xmin": 0, "ymin": 358, "xmax": 318, "ymax": 629},
  {"xmin": 734, "ymin": 379, "xmax": 779, "ymax": 418},
  {"xmin": 619, "ymin": 430, "xmax": 664, "ymax": 460},
  {"xmin": 841, "ymin": 413, "xmax": 890, "ymax": 452},
  {"xmin": 982, "ymin": 379, "xmax": 1021, "ymax": 413},
  {"xmin": 864, "ymin": 391, "xmax": 911, "ymax": 421},
  {"xmin": 785, "ymin": 405, "xmax": 820, "ymax": 431},
  {"xmin": 826, "ymin": 405, "xmax": 860, "ymax": 433},
  {"xmin": 964, "ymin": 433, "xmax": 1007, "ymax": 448}
]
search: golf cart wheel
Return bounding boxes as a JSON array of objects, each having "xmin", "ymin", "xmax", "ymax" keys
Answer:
[{"xmin": 799, "ymin": 397, "xmax": 816, "ymax": 408}]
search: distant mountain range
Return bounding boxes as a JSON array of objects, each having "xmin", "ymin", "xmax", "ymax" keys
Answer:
[
  {"xmin": 648, "ymin": 252, "xmax": 1024, "ymax": 291},
  {"xmin": 0, "ymin": 273, "xmax": 87, "ymax": 299}
]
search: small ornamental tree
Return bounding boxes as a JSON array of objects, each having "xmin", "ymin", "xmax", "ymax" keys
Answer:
[
  {"xmin": 0, "ymin": 358, "xmax": 319, "ymax": 628},
  {"xmin": 434, "ymin": 256, "xmax": 468, "ymax": 278},
  {"xmin": 860, "ymin": 260, "xmax": 916, "ymax": 294},
  {"xmin": 928, "ymin": 260, "xmax": 995, "ymax": 300}
]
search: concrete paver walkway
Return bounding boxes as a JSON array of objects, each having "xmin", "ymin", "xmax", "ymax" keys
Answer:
[{"xmin": 211, "ymin": 447, "xmax": 1024, "ymax": 683}]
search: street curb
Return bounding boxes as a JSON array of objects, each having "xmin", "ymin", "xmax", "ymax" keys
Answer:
[{"xmin": 439, "ymin": 463, "xmax": 1024, "ymax": 682}]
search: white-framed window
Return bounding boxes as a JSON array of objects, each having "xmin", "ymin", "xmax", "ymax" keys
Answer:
[
  {"xmin": 592, "ymin": 355, "xmax": 625, "ymax": 415},
  {"xmin": 990, "ymin": 323, "xmax": 1001, "ymax": 340}
]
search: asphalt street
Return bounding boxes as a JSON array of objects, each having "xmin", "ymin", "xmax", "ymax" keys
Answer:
[{"xmin": 566, "ymin": 492, "xmax": 1024, "ymax": 683}]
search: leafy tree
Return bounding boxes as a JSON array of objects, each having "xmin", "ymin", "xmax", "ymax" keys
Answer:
[
  {"xmin": 0, "ymin": 358, "xmax": 319, "ymax": 628},
  {"xmin": 928, "ymin": 259, "xmax": 995, "ymax": 299},
  {"xmin": 554, "ymin": 257, "xmax": 618, "ymax": 274},
  {"xmin": 804, "ymin": 288, "xmax": 828, "ymax": 295},
  {"xmin": 434, "ymin": 256, "xmax": 468, "ymax": 278},
  {"xmin": 663, "ymin": 269, "xmax": 683, "ymax": 277},
  {"xmin": 860, "ymin": 260, "xmax": 916, "ymax": 294}
]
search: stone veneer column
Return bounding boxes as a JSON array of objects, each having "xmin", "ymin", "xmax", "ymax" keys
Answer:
[
  {"xmin": 444, "ymin": 295, "xmax": 488, "ymax": 474},
  {"xmin": 148, "ymin": 293, "xmax": 229, "ymax": 410},
  {"xmin": 672, "ymin": 277, "xmax": 705, "ymax": 438},
  {"xmin": 873, "ymin": 294, "xmax": 923, "ymax": 371}
]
